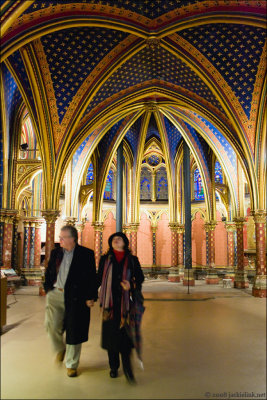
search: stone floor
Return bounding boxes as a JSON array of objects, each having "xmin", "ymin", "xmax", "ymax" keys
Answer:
[{"xmin": 1, "ymin": 280, "xmax": 266, "ymax": 400}]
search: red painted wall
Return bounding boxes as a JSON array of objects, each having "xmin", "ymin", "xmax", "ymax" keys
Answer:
[
  {"xmin": 137, "ymin": 212, "xmax": 153, "ymax": 266},
  {"xmin": 192, "ymin": 212, "xmax": 206, "ymax": 266},
  {"xmin": 214, "ymin": 211, "xmax": 228, "ymax": 266},
  {"xmin": 156, "ymin": 213, "xmax": 171, "ymax": 267},
  {"xmin": 82, "ymin": 211, "xmax": 94, "ymax": 250},
  {"xmin": 103, "ymin": 212, "xmax": 116, "ymax": 254}
]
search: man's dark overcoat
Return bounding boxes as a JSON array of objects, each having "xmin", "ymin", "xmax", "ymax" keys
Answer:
[{"xmin": 44, "ymin": 244, "xmax": 97, "ymax": 345}]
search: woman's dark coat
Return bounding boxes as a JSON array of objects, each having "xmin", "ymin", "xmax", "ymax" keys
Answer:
[
  {"xmin": 44, "ymin": 244, "xmax": 97, "ymax": 345},
  {"xmin": 97, "ymin": 250, "xmax": 144, "ymax": 352}
]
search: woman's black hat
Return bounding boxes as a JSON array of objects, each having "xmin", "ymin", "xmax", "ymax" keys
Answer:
[{"xmin": 108, "ymin": 232, "xmax": 129, "ymax": 249}]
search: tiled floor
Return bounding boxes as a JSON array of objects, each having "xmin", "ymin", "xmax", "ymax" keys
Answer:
[{"xmin": 1, "ymin": 281, "xmax": 266, "ymax": 399}]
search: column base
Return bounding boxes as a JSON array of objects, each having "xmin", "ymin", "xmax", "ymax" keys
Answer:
[
  {"xmin": 183, "ymin": 269, "xmax": 195, "ymax": 286},
  {"xmin": 224, "ymin": 270, "xmax": 235, "ymax": 282},
  {"xmin": 252, "ymin": 275, "xmax": 267, "ymax": 298},
  {"xmin": 21, "ymin": 268, "xmax": 43, "ymax": 286},
  {"xmin": 234, "ymin": 270, "xmax": 249, "ymax": 289},
  {"xmin": 206, "ymin": 269, "xmax": 219, "ymax": 284},
  {"xmin": 168, "ymin": 267, "xmax": 180, "ymax": 282}
]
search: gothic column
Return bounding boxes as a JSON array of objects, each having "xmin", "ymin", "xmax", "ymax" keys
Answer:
[
  {"xmin": 177, "ymin": 224, "xmax": 185, "ymax": 280},
  {"xmin": 12, "ymin": 216, "xmax": 20, "ymax": 272},
  {"xmin": 29, "ymin": 222, "xmax": 35, "ymax": 268},
  {"xmin": 151, "ymin": 171, "xmax": 156, "ymax": 202},
  {"xmin": 168, "ymin": 223, "xmax": 180, "ymax": 282},
  {"xmin": 116, "ymin": 142, "xmax": 123, "ymax": 232},
  {"xmin": 64, "ymin": 217, "xmax": 77, "ymax": 226},
  {"xmin": 23, "ymin": 221, "xmax": 30, "ymax": 268},
  {"xmin": 129, "ymin": 223, "xmax": 139, "ymax": 256},
  {"xmin": 252, "ymin": 211, "xmax": 266, "ymax": 297},
  {"xmin": 76, "ymin": 219, "xmax": 86, "ymax": 245},
  {"xmin": 0, "ymin": 210, "xmax": 18, "ymax": 267},
  {"xmin": 205, "ymin": 221, "xmax": 219, "ymax": 284},
  {"xmin": 123, "ymin": 225, "xmax": 131, "ymax": 248},
  {"xmin": 92, "ymin": 221, "xmax": 104, "ymax": 268},
  {"xmin": 225, "ymin": 222, "xmax": 236, "ymax": 281},
  {"xmin": 34, "ymin": 221, "xmax": 43, "ymax": 267},
  {"xmin": 233, "ymin": 217, "xmax": 249, "ymax": 288},
  {"xmin": 42, "ymin": 210, "xmax": 60, "ymax": 267},
  {"xmin": 151, "ymin": 224, "xmax": 157, "ymax": 267}
]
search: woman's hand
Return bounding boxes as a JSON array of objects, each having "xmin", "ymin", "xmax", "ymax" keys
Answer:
[
  {"xmin": 120, "ymin": 280, "xmax": 130, "ymax": 291},
  {"xmin": 86, "ymin": 299, "xmax": 94, "ymax": 307}
]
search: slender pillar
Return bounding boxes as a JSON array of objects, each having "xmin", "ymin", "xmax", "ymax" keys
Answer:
[
  {"xmin": 0, "ymin": 219, "xmax": 4, "ymax": 266},
  {"xmin": 34, "ymin": 221, "xmax": 43, "ymax": 267},
  {"xmin": 177, "ymin": 224, "xmax": 184, "ymax": 267},
  {"xmin": 116, "ymin": 142, "xmax": 123, "ymax": 232},
  {"xmin": 0, "ymin": 210, "xmax": 18, "ymax": 267},
  {"xmin": 168, "ymin": 223, "xmax": 180, "ymax": 282},
  {"xmin": 225, "ymin": 222, "xmax": 236, "ymax": 281},
  {"xmin": 151, "ymin": 171, "xmax": 156, "ymax": 202},
  {"xmin": 252, "ymin": 211, "xmax": 266, "ymax": 297},
  {"xmin": 29, "ymin": 222, "xmax": 35, "ymax": 268},
  {"xmin": 233, "ymin": 217, "xmax": 249, "ymax": 288},
  {"xmin": 183, "ymin": 141, "xmax": 194, "ymax": 286},
  {"xmin": 122, "ymin": 225, "xmax": 131, "ymax": 247},
  {"xmin": 23, "ymin": 221, "xmax": 30, "ymax": 268},
  {"xmin": 204, "ymin": 221, "xmax": 219, "ymax": 284},
  {"xmin": 151, "ymin": 225, "xmax": 157, "ymax": 266},
  {"xmin": 64, "ymin": 217, "xmax": 77, "ymax": 226},
  {"xmin": 76, "ymin": 219, "xmax": 86, "ymax": 245},
  {"xmin": 92, "ymin": 222, "xmax": 104, "ymax": 269},
  {"xmin": 129, "ymin": 223, "xmax": 139, "ymax": 256},
  {"xmin": 12, "ymin": 216, "xmax": 20, "ymax": 271},
  {"xmin": 42, "ymin": 210, "xmax": 60, "ymax": 267}
]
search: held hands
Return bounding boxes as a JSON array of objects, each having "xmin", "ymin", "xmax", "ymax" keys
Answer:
[
  {"xmin": 120, "ymin": 280, "xmax": 130, "ymax": 291},
  {"xmin": 86, "ymin": 299, "xmax": 94, "ymax": 308}
]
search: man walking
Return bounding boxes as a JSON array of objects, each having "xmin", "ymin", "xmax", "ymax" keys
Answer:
[{"xmin": 44, "ymin": 225, "xmax": 97, "ymax": 377}]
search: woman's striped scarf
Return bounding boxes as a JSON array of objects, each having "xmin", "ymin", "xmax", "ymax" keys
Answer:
[{"xmin": 99, "ymin": 253, "xmax": 131, "ymax": 328}]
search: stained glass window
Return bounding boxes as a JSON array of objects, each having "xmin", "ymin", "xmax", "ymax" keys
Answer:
[
  {"xmin": 215, "ymin": 161, "xmax": 223, "ymax": 183},
  {"xmin": 140, "ymin": 167, "xmax": 152, "ymax": 200},
  {"xmin": 86, "ymin": 163, "xmax": 94, "ymax": 185},
  {"xmin": 104, "ymin": 170, "xmax": 114, "ymax": 200},
  {"xmin": 194, "ymin": 168, "xmax": 205, "ymax": 200},
  {"xmin": 147, "ymin": 155, "xmax": 160, "ymax": 166},
  {"xmin": 156, "ymin": 167, "xmax": 168, "ymax": 200}
]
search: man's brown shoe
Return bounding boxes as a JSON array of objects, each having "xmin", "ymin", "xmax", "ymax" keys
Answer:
[
  {"xmin": 67, "ymin": 368, "xmax": 77, "ymax": 377},
  {"xmin": 55, "ymin": 349, "xmax": 66, "ymax": 363}
]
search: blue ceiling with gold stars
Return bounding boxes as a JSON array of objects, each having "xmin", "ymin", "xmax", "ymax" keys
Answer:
[
  {"xmin": 23, "ymin": 0, "xmax": 200, "ymax": 18},
  {"xmin": 83, "ymin": 45, "xmax": 224, "ymax": 118},
  {"xmin": 41, "ymin": 27, "xmax": 129, "ymax": 123},
  {"xmin": 97, "ymin": 119, "xmax": 125, "ymax": 164},
  {"xmin": 179, "ymin": 24, "xmax": 266, "ymax": 119},
  {"xmin": 163, "ymin": 116, "xmax": 182, "ymax": 161},
  {"xmin": 125, "ymin": 116, "xmax": 142, "ymax": 156},
  {"xmin": 2, "ymin": 64, "xmax": 22, "ymax": 137}
]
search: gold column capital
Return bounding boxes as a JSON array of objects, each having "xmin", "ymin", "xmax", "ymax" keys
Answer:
[
  {"xmin": 233, "ymin": 217, "xmax": 246, "ymax": 228},
  {"xmin": 64, "ymin": 217, "xmax": 77, "ymax": 226},
  {"xmin": 0, "ymin": 209, "xmax": 19, "ymax": 223},
  {"xmin": 168, "ymin": 222, "xmax": 180, "ymax": 232},
  {"xmin": 129, "ymin": 223, "xmax": 140, "ymax": 233},
  {"xmin": 253, "ymin": 210, "xmax": 266, "ymax": 224},
  {"xmin": 76, "ymin": 219, "xmax": 86, "ymax": 232},
  {"xmin": 151, "ymin": 224, "xmax": 158, "ymax": 234},
  {"xmin": 204, "ymin": 221, "xmax": 217, "ymax": 232},
  {"xmin": 41, "ymin": 210, "xmax": 60, "ymax": 224},
  {"xmin": 225, "ymin": 221, "xmax": 236, "ymax": 232},
  {"xmin": 92, "ymin": 221, "xmax": 104, "ymax": 232}
]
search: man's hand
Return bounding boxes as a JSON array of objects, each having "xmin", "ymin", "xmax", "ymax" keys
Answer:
[
  {"xmin": 86, "ymin": 300, "xmax": 94, "ymax": 307},
  {"xmin": 120, "ymin": 280, "xmax": 130, "ymax": 291}
]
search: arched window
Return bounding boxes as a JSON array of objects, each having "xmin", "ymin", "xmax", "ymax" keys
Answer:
[
  {"xmin": 104, "ymin": 170, "xmax": 114, "ymax": 200},
  {"xmin": 156, "ymin": 166, "xmax": 168, "ymax": 200},
  {"xmin": 86, "ymin": 163, "xmax": 94, "ymax": 185},
  {"xmin": 215, "ymin": 161, "xmax": 223, "ymax": 183},
  {"xmin": 20, "ymin": 114, "xmax": 37, "ymax": 159},
  {"xmin": 140, "ymin": 167, "xmax": 152, "ymax": 200},
  {"xmin": 194, "ymin": 168, "xmax": 205, "ymax": 200}
]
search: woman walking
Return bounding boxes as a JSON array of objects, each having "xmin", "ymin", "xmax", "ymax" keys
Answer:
[{"xmin": 97, "ymin": 232, "xmax": 144, "ymax": 384}]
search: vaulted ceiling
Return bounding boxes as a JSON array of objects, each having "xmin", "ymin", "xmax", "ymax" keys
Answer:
[{"xmin": 1, "ymin": 0, "xmax": 266, "ymax": 212}]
